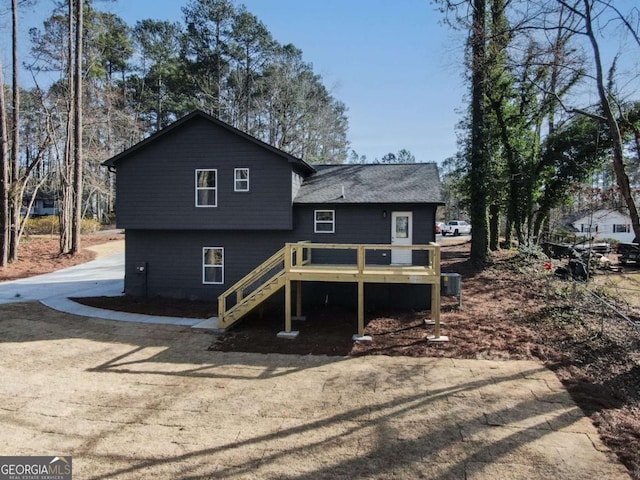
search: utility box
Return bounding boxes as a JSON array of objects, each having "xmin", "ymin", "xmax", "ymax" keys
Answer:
[
  {"xmin": 441, "ymin": 273, "xmax": 462, "ymax": 296},
  {"xmin": 135, "ymin": 262, "xmax": 147, "ymax": 274}
]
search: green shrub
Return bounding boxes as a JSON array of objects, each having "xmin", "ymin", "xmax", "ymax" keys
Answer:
[
  {"xmin": 23, "ymin": 216, "xmax": 102, "ymax": 235},
  {"xmin": 516, "ymin": 242, "xmax": 548, "ymax": 260},
  {"xmin": 81, "ymin": 218, "xmax": 101, "ymax": 234},
  {"xmin": 24, "ymin": 216, "xmax": 59, "ymax": 235}
]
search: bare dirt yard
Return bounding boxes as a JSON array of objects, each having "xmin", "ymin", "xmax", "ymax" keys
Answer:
[
  {"xmin": 3, "ymin": 235, "xmax": 640, "ymax": 478},
  {"xmin": 0, "ymin": 302, "xmax": 628, "ymax": 479}
]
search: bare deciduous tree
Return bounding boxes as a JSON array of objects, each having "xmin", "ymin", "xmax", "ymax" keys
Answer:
[
  {"xmin": 71, "ymin": 0, "xmax": 83, "ymax": 254},
  {"xmin": 580, "ymin": 0, "xmax": 640, "ymax": 242},
  {"xmin": 9, "ymin": 0, "xmax": 20, "ymax": 261},
  {"xmin": 0, "ymin": 57, "xmax": 9, "ymax": 267},
  {"xmin": 59, "ymin": 0, "xmax": 83, "ymax": 255}
]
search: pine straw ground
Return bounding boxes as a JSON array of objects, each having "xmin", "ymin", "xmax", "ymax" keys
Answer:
[
  {"xmin": 5, "ymin": 236, "xmax": 640, "ymax": 478},
  {"xmin": 0, "ymin": 232, "xmax": 124, "ymax": 282}
]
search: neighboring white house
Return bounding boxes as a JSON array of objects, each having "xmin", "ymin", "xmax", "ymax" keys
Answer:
[
  {"xmin": 570, "ymin": 209, "xmax": 635, "ymax": 243},
  {"xmin": 21, "ymin": 192, "xmax": 60, "ymax": 217}
]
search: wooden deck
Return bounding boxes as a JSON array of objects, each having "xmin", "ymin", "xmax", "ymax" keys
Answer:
[
  {"xmin": 219, "ymin": 242, "xmax": 443, "ymax": 338},
  {"xmin": 288, "ymin": 264, "xmax": 440, "ymax": 283}
]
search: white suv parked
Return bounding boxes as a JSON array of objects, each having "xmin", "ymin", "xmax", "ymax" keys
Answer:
[{"xmin": 442, "ymin": 220, "xmax": 472, "ymax": 236}]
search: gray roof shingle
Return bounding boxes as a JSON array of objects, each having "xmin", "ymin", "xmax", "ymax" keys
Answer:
[{"xmin": 294, "ymin": 163, "xmax": 443, "ymax": 204}]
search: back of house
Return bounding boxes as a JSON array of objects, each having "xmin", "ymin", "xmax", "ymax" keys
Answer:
[{"xmin": 103, "ymin": 110, "xmax": 444, "ymax": 308}]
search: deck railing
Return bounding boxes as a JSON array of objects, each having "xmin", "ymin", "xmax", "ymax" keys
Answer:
[
  {"xmin": 284, "ymin": 242, "xmax": 440, "ymax": 275},
  {"xmin": 218, "ymin": 242, "xmax": 442, "ymax": 334}
]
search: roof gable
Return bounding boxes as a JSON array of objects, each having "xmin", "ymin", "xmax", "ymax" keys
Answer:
[
  {"xmin": 293, "ymin": 164, "xmax": 443, "ymax": 204},
  {"xmin": 102, "ymin": 110, "xmax": 315, "ymax": 175}
]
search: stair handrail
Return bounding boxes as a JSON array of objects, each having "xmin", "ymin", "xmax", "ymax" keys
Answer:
[{"xmin": 218, "ymin": 246, "xmax": 286, "ymax": 321}]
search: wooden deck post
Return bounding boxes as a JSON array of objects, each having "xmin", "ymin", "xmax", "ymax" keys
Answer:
[
  {"xmin": 431, "ymin": 280, "xmax": 441, "ymax": 337},
  {"xmin": 428, "ymin": 243, "xmax": 448, "ymax": 342},
  {"xmin": 357, "ymin": 280, "xmax": 364, "ymax": 336},
  {"xmin": 296, "ymin": 281, "xmax": 303, "ymax": 318},
  {"xmin": 356, "ymin": 246, "xmax": 366, "ymax": 337},
  {"xmin": 218, "ymin": 296, "xmax": 225, "ymax": 328},
  {"xmin": 285, "ymin": 279, "xmax": 292, "ymax": 332},
  {"xmin": 277, "ymin": 277, "xmax": 299, "ymax": 338}
]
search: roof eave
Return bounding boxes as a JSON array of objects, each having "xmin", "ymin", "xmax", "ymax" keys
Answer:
[{"xmin": 293, "ymin": 200, "xmax": 445, "ymax": 205}]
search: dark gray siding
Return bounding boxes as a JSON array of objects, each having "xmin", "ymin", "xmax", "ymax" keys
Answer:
[
  {"xmin": 123, "ymin": 203, "xmax": 438, "ymax": 306},
  {"xmin": 293, "ymin": 203, "xmax": 436, "ymax": 242},
  {"xmin": 125, "ymin": 229, "xmax": 289, "ymax": 300},
  {"xmin": 115, "ymin": 116, "xmax": 293, "ymax": 230},
  {"xmin": 292, "ymin": 203, "xmax": 437, "ymax": 265}
]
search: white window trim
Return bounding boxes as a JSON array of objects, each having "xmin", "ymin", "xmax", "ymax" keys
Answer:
[
  {"xmin": 195, "ymin": 169, "xmax": 218, "ymax": 207},
  {"xmin": 314, "ymin": 209, "xmax": 335, "ymax": 234},
  {"xmin": 234, "ymin": 168, "xmax": 250, "ymax": 192},
  {"xmin": 203, "ymin": 247, "xmax": 224, "ymax": 284}
]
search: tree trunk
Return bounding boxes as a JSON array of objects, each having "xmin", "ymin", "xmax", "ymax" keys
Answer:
[
  {"xmin": 71, "ymin": 0, "xmax": 83, "ymax": 255},
  {"xmin": 156, "ymin": 74, "xmax": 162, "ymax": 132},
  {"xmin": 9, "ymin": 0, "xmax": 19, "ymax": 262},
  {"xmin": 0, "ymin": 57, "xmax": 8, "ymax": 267},
  {"xmin": 504, "ymin": 216, "xmax": 513, "ymax": 248},
  {"xmin": 60, "ymin": 0, "xmax": 75, "ymax": 254},
  {"xmin": 215, "ymin": 22, "xmax": 222, "ymax": 117},
  {"xmin": 469, "ymin": 0, "xmax": 489, "ymax": 264},
  {"xmin": 489, "ymin": 202, "xmax": 500, "ymax": 251},
  {"xmin": 245, "ymin": 44, "xmax": 251, "ymax": 131},
  {"xmin": 533, "ymin": 208, "xmax": 549, "ymax": 242}
]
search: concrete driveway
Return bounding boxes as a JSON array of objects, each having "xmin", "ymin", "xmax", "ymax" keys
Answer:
[
  {"xmin": 0, "ymin": 251, "xmax": 124, "ymax": 304},
  {"xmin": 0, "ymin": 244, "xmax": 201, "ymax": 326},
  {"xmin": 0, "ymin": 302, "xmax": 629, "ymax": 480}
]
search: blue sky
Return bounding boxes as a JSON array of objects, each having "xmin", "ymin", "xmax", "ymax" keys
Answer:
[
  {"xmin": 5, "ymin": 1, "xmax": 640, "ymax": 165},
  {"xmin": 11, "ymin": 0, "xmax": 468, "ymax": 163}
]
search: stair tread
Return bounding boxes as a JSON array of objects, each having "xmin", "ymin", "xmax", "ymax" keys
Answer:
[{"xmin": 220, "ymin": 265, "xmax": 287, "ymax": 328}]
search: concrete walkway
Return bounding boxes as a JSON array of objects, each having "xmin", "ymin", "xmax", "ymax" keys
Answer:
[
  {"xmin": 0, "ymin": 303, "xmax": 630, "ymax": 480},
  {"xmin": 0, "ymin": 248, "xmax": 202, "ymax": 326}
]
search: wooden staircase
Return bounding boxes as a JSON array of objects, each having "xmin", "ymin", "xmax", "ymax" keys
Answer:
[{"xmin": 218, "ymin": 247, "xmax": 288, "ymax": 329}]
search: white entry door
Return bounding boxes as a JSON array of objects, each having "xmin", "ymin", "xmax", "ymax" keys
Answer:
[{"xmin": 391, "ymin": 211, "xmax": 413, "ymax": 265}]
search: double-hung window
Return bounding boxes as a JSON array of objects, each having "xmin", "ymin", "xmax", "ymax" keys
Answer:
[
  {"xmin": 203, "ymin": 247, "xmax": 224, "ymax": 284},
  {"xmin": 196, "ymin": 169, "xmax": 217, "ymax": 207},
  {"xmin": 314, "ymin": 210, "xmax": 335, "ymax": 233},
  {"xmin": 234, "ymin": 168, "xmax": 250, "ymax": 192}
]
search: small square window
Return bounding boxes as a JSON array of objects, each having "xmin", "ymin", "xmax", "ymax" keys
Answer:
[
  {"xmin": 203, "ymin": 247, "xmax": 224, "ymax": 284},
  {"xmin": 234, "ymin": 168, "xmax": 250, "ymax": 192},
  {"xmin": 196, "ymin": 169, "xmax": 217, "ymax": 207},
  {"xmin": 314, "ymin": 210, "xmax": 335, "ymax": 233}
]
